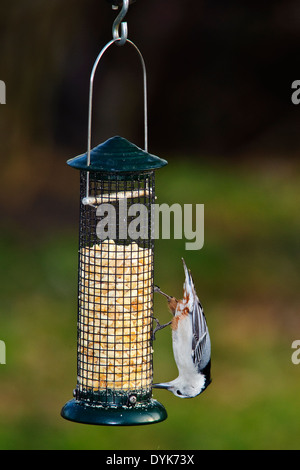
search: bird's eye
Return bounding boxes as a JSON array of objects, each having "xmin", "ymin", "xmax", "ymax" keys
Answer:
[{"xmin": 176, "ymin": 390, "xmax": 182, "ymax": 396}]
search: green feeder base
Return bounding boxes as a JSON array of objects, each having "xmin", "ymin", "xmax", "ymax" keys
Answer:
[{"xmin": 61, "ymin": 398, "xmax": 167, "ymax": 426}]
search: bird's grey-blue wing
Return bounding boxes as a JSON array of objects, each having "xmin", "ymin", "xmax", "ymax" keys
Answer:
[{"xmin": 191, "ymin": 299, "xmax": 211, "ymax": 372}]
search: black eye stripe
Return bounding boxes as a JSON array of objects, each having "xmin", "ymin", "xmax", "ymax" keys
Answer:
[{"xmin": 176, "ymin": 390, "xmax": 182, "ymax": 395}]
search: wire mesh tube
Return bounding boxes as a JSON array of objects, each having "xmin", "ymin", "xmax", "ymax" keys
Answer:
[{"xmin": 76, "ymin": 171, "xmax": 155, "ymax": 405}]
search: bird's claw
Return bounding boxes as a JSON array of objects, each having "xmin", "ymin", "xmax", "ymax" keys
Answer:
[
  {"xmin": 154, "ymin": 285, "xmax": 173, "ymax": 301},
  {"xmin": 152, "ymin": 317, "xmax": 172, "ymax": 341}
]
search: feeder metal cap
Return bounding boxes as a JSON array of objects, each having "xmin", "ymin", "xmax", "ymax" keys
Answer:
[{"xmin": 67, "ymin": 136, "xmax": 168, "ymax": 173}]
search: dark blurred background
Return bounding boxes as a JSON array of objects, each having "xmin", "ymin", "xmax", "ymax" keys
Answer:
[
  {"xmin": 0, "ymin": 0, "xmax": 300, "ymax": 450},
  {"xmin": 0, "ymin": 0, "xmax": 299, "ymax": 229}
]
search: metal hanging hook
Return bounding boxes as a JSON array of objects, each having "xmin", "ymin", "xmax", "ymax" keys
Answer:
[
  {"xmin": 107, "ymin": 0, "xmax": 136, "ymax": 7},
  {"xmin": 84, "ymin": 0, "xmax": 147, "ymax": 202},
  {"xmin": 112, "ymin": 0, "xmax": 129, "ymax": 46}
]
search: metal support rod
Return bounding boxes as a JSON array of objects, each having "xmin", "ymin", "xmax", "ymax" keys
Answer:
[{"xmin": 86, "ymin": 38, "xmax": 148, "ymax": 200}]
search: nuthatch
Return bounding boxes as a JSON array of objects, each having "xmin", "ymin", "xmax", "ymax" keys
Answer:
[{"xmin": 152, "ymin": 258, "xmax": 211, "ymax": 398}]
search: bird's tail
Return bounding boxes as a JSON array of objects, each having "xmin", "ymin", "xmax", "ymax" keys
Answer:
[{"xmin": 182, "ymin": 258, "xmax": 196, "ymax": 300}]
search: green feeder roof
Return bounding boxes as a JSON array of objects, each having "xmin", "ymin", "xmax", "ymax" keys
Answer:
[{"xmin": 67, "ymin": 136, "xmax": 168, "ymax": 173}]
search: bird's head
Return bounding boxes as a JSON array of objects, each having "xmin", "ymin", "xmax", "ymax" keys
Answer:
[{"xmin": 153, "ymin": 373, "xmax": 211, "ymax": 399}]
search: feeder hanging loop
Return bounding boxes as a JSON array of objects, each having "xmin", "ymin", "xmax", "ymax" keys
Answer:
[
  {"xmin": 112, "ymin": 0, "xmax": 129, "ymax": 46},
  {"xmin": 85, "ymin": 37, "xmax": 149, "ymax": 201}
]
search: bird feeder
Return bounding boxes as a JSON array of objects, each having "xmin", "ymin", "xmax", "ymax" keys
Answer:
[{"xmin": 61, "ymin": 0, "xmax": 168, "ymax": 426}]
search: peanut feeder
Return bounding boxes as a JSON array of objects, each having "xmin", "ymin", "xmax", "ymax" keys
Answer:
[
  {"xmin": 61, "ymin": 136, "xmax": 168, "ymax": 425},
  {"xmin": 61, "ymin": 0, "xmax": 168, "ymax": 426}
]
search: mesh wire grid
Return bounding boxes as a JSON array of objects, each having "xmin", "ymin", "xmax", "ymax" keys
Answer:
[{"xmin": 76, "ymin": 171, "xmax": 155, "ymax": 405}]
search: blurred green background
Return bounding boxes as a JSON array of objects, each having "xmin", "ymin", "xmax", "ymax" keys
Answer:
[{"xmin": 0, "ymin": 0, "xmax": 300, "ymax": 450}]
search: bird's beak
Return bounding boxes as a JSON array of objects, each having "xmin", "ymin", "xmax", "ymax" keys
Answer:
[{"xmin": 152, "ymin": 382, "xmax": 170, "ymax": 390}]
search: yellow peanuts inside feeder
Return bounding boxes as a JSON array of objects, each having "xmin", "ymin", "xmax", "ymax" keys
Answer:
[{"xmin": 77, "ymin": 239, "xmax": 153, "ymax": 391}]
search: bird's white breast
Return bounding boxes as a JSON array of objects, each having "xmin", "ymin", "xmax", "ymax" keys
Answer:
[{"xmin": 172, "ymin": 314, "xmax": 196, "ymax": 377}]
